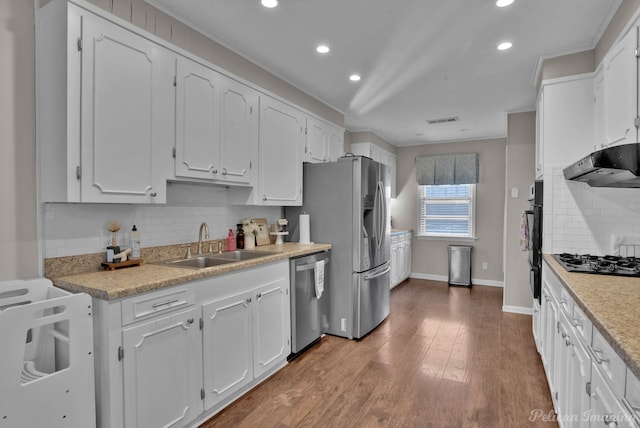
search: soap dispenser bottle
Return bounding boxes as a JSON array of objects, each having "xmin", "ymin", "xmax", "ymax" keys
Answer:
[
  {"xmin": 236, "ymin": 224, "xmax": 245, "ymax": 249},
  {"xmin": 227, "ymin": 228, "xmax": 237, "ymax": 251}
]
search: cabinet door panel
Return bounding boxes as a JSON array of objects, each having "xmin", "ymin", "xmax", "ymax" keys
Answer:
[
  {"xmin": 175, "ymin": 57, "xmax": 221, "ymax": 179},
  {"xmin": 122, "ymin": 307, "xmax": 202, "ymax": 428},
  {"xmin": 253, "ymin": 278, "xmax": 289, "ymax": 378},
  {"xmin": 259, "ymin": 97, "xmax": 304, "ymax": 205},
  {"xmin": 604, "ymin": 26, "xmax": 638, "ymax": 148},
  {"xmin": 327, "ymin": 127, "xmax": 344, "ymax": 161},
  {"xmin": 220, "ymin": 79, "xmax": 258, "ymax": 184},
  {"xmin": 202, "ymin": 292, "xmax": 253, "ymax": 409},
  {"xmin": 306, "ymin": 117, "xmax": 327, "ymax": 163},
  {"xmin": 591, "ymin": 365, "xmax": 636, "ymax": 428},
  {"xmin": 81, "ymin": 15, "xmax": 172, "ymax": 203}
]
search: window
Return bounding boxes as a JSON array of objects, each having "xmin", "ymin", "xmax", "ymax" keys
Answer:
[{"xmin": 418, "ymin": 184, "xmax": 475, "ymax": 238}]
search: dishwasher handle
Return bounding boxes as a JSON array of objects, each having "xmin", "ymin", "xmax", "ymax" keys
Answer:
[{"xmin": 295, "ymin": 258, "xmax": 330, "ymax": 272}]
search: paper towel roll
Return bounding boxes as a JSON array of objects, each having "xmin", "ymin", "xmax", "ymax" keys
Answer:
[{"xmin": 299, "ymin": 213, "xmax": 310, "ymax": 244}]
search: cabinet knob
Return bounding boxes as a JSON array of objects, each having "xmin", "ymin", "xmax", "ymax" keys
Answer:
[
  {"xmin": 187, "ymin": 318, "xmax": 194, "ymax": 324},
  {"xmin": 262, "ymin": 195, "xmax": 267, "ymax": 201},
  {"xmin": 150, "ymin": 192, "xmax": 157, "ymax": 197},
  {"xmin": 222, "ymin": 168, "xmax": 228, "ymax": 176},
  {"xmin": 212, "ymin": 168, "xmax": 218, "ymax": 174},
  {"xmin": 256, "ymin": 293, "xmax": 262, "ymax": 300},
  {"xmin": 246, "ymin": 297, "xmax": 252, "ymax": 304}
]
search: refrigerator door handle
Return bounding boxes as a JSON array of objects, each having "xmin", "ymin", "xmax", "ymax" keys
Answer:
[
  {"xmin": 373, "ymin": 180, "xmax": 381, "ymax": 250},
  {"xmin": 364, "ymin": 262, "xmax": 391, "ymax": 281},
  {"xmin": 378, "ymin": 180, "xmax": 387, "ymax": 246}
]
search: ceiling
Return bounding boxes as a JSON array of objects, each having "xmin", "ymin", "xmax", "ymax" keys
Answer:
[{"xmin": 146, "ymin": 0, "xmax": 621, "ymax": 147}]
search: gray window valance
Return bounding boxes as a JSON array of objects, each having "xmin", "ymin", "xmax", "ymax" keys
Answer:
[{"xmin": 415, "ymin": 153, "xmax": 479, "ymax": 185}]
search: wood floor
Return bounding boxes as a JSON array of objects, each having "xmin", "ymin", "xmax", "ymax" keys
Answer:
[{"xmin": 201, "ymin": 279, "xmax": 556, "ymax": 428}]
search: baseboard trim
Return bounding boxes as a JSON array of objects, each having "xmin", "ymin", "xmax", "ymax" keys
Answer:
[
  {"xmin": 502, "ymin": 305, "xmax": 533, "ymax": 315},
  {"xmin": 409, "ymin": 273, "xmax": 504, "ymax": 288}
]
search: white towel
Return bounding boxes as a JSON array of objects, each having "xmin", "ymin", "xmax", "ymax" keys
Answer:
[
  {"xmin": 519, "ymin": 212, "xmax": 530, "ymax": 251},
  {"xmin": 314, "ymin": 260, "xmax": 325, "ymax": 299}
]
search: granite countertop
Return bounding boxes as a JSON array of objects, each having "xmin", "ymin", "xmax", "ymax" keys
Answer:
[
  {"xmin": 53, "ymin": 243, "xmax": 331, "ymax": 301},
  {"xmin": 391, "ymin": 229, "xmax": 412, "ymax": 236},
  {"xmin": 543, "ymin": 253, "xmax": 640, "ymax": 379}
]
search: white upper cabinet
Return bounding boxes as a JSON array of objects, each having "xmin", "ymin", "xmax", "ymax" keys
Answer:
[
  {"xmin": 38, "ymin": 2, "xmax": 175, "ymax": 203},
  {"xmin": 593, "ymin": 66, "xmax": 605, "ymax": 153},
  {"xmin": 175, "ymin": 57, "xmax": 222, "ymax": 181},
  {"xmin": 535, "ymin": 90, "xmax": 544, "ymax": 179},
  {"xmin": 327, "ymin": 125, "xmax": 345, "ymax": 161},
  {"xmin": 175, "ymin": 56, "xmax": 258, "ymax": 185},
  {"xmin": 536, "ymin": 75, "xmax": 593, "ymax": 178},
  {"xmin": 258, "ymin": 96, "xmax": 305, "ymax": 206},
  {"xmin": 219, "ymin": 79, "xmax": 259, "ymax": 185},
  {"xmin": 601, "ymin": 25, "xmax": 639, "ymax": 149},
  {"xmin": 305, "ymin": 116, "xmax": 344, "ymax": 163}
]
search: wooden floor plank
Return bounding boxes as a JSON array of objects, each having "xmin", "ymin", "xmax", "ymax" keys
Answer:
[{"xmin": 200, "ymin": 279, "xmax": 556, "ymax": 427}]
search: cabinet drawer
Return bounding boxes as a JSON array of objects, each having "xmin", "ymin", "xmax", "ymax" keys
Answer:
[
  {"xmin": 557, "ymin": 286, "xmax": 573, "ymax": 315},
  {"xmin": 624, "ymin": 368, "xmax": 640, "ymax": 425},
  {"xmin": 571, "ymin": 303, "xmax": 592, "ymax": 346},
  {"xmin": 592, "ymin": 328, "xmax": 626, "ymax": 397},
  {"xmin": 122, "ymin": 286, "xmax": 195, "ymax": 326},
  {"xmin": 542, "ymin": 263, "xmax": 562, "ymax": 298}
]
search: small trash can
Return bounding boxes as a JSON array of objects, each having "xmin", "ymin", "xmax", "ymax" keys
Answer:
[{"xmin": 448, "ymin": 245, "xmax": 472, "ymax": 287}]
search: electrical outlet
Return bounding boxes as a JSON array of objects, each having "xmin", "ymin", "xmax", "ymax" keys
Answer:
[
  {"xmin": 482, "ymin": 262, "xmax": 488, "ymax": 270},
  {"xmin": 341, "ymin": 318, "xmax": 347, "ymax": 332}
]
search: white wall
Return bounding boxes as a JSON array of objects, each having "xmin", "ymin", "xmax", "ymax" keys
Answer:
[
  {"xmin": 44, "ymin": 186, "xmax": 281, "ymax": 258},
  {"xmin": 544, "ymin": 165, "xmax": 640, "ymax": 255},
  {"xmin": 0, "ymin": 0, "xmax": 39, "ymax": 280},
  {"xmin": 393, "ymin": 138, "xmax": 507, "ymax": 285},
  {"xmin": 503, "ymin": 112, "xmax": 536, "ymax": 312}
]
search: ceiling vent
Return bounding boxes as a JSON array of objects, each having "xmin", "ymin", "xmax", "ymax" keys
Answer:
[{"xmin": 426, "ymin": 116, "xmax": 459, "ymax": 125}]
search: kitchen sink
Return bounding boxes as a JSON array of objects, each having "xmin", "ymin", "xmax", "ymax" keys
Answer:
[
  {"xmin": 163, "ymin": 256, "xmax": 235, "ymax": 269},
  {"xmin": 209, "ymin": 250, "xmax": 282, "ymax": 261},
  {"xmin": 156, "ymin": 249, "xmax": 282, "ymax": 269}
]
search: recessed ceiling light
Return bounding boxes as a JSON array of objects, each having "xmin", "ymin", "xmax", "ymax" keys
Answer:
[
  {"xmin": 496, "ymin": 0, "xmax": 514, "ymax": 7},
  {"xmin": 349, "ymin": 74, "xmax": 361, "ymax": 82},
  {"xmin": 316, "ymin": 44, "xmax": 330, "ymax": 54},
  {"xmin": 261, "ymin": 0, "xmax": 278, "ymax": 8},
  {"xmin": 497, "ymin": 41, "xmax": 513, "ymax": 51}
]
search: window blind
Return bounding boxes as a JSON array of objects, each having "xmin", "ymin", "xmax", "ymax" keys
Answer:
[{"xmin": 415, "ymin": 153, "xmax": 479, "ymax": 185}]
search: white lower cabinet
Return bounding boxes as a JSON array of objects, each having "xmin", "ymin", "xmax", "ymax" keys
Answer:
[
  {"xmin": 537, "ymin": 262, "xmax": 637, "ymax": 428},
  {"xmin": 590, "ymin": 366, "xmax": 635, "ymax": 428},
  {"xmin": 390, "ymin": 231, "xmax": 411, "ymax": 289},
  {"xmin": 93, "ymin": 261, "xmax": 290, "ymax": 428},
  {"xmin": 201, "ymin": 273, "xmax": 289, "ymax": 410},
  {"xmin": 202, "ymin": 291, "xmax": 253, "ymax": 410},
  {"xmin": 122, "ymin": 306, "xmax": 203, "ymax": 428},
  {"xmin": 253, "ymin": 280, "xmax": 289, "ymax": 377}
]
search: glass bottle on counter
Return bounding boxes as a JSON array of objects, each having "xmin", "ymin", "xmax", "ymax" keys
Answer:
[{"xmin": 236, "ymin": 224, "xmax": 245, "ymax": 249}]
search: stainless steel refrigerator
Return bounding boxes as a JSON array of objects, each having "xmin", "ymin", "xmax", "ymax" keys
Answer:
[{"xmin": 287, "ymin": 156, "xmax": 391, "ymax": 339}]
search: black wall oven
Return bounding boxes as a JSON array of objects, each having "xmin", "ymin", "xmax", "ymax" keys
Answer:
[{"xmin": 526, "ymin": 181, "xmax": 543, "ymax": 304}]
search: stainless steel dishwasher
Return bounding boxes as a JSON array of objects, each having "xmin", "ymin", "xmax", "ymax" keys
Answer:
[{"xmin": 289, "ymin": 250, "xmax": 330, "ymax": 360}]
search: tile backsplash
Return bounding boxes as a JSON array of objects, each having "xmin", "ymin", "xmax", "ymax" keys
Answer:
[
  {"xmin": 43, "ymin": 185, "xmax": 282, "ymax": 257},
  {"xmin": 543, "ymin": 166, "xmax": 640, "ymax": 255}
]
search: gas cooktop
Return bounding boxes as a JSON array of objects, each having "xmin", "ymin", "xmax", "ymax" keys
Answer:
[{"xmin": 552, "ymin": 253, "xmax": 640, "ymax": 277}]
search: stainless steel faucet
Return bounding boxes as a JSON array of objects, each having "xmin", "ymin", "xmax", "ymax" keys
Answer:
[{"xmin": 197, "ymin": 222, "xmax": 210, "ymax": 254}]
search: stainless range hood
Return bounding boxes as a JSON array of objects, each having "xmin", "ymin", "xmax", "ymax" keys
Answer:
[{"xmin": 563, "ymin": 143, "xmax": 640, "ymax": 188}]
